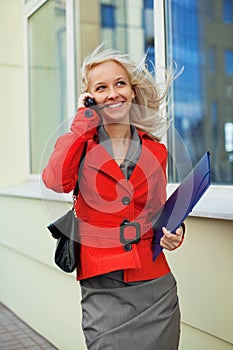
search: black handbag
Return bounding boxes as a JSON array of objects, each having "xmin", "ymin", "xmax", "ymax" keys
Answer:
[
  {"xmin": 47, "ymin": 205, "xmax": 79, "ymax": 273},
  {"xmin": 47, "ymin": 142, "xmax": 87, "ymax": 273}
]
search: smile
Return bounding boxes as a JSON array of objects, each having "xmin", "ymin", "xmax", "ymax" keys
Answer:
[{"xmin": 106, "ymin": 102, "xmax": 124, "ymax": 109}]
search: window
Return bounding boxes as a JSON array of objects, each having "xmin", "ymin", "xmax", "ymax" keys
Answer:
[
  {"xmin": 101, "ymin": 4, "xmax": 115, "ymax": 28},
  {"xmin": 144, "ymin": 0, "xmax": 153, "ymax": 8},
  {"xmin": 100, "ymin": 2, "xmax": 116, "ymax": 46},
  {"xmin": 223, "ymin": 0, "xmax": 233, "ymax": 23},
  {"xmin": 165, "ymin": 0, "xmax": 233, "ymax": 184},
  {"xmin": 79, "ymin": 0, "xmax": 153, "ymax": 74},
  {"xmin": 224, "ymin": 122, "xmax": 233, "ymax": 152},
  {"xmin": 144, "ymin": 0, "xmax": 155, "ymax": 72},
  {"xmin": 225, "ymin": 50, "xmax": 233, "ymax": 75},
  {"xmin": 98, "ymin": 0, "xmax": 155, "ymax": 69},
  {"xmin": 26, "ymin": 0, "xmax": 153, "ymax": 175},
  {"xmin": 27, "ymin": 0, "xmax": 67, "ymax": 174},
  {"xmin": 26, "ymin": 0, "xmax": 76, "ymax": 176}
]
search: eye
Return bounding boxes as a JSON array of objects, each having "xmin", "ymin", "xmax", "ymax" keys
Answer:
[
  {"xmin": 116, "ymin": 80, "xmax": 126, "ymax": 86},
  {"xmin": 96, "ymin": 85, "xmax": 106, "ymax": 92}
]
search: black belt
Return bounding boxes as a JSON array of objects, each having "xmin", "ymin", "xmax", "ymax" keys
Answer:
[{"xmin": 120, "ymin": 220, "xmax": 141, "ymax": 251}]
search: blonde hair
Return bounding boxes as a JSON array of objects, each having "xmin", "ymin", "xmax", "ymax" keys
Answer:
[{"xmin": 81, "ymin": 44, "xmax": 173, "ymax": 138}]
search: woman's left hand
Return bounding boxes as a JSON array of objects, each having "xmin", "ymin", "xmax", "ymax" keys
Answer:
[{"xmin": 160, "ymin": 226, "xmax": 184, "ymax": 251}]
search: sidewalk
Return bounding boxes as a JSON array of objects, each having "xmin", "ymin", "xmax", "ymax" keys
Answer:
[{"xmin": 0, "ymin": 303, "xmax": 58, "ymax": 350}]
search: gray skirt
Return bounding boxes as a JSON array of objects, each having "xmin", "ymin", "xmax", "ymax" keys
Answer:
[{"xmin": 80, "ymin": 272, "xmax": 180, "ymax": 350}]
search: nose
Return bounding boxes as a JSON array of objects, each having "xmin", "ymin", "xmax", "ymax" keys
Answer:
[{"xmin": 107, "ymin": 86, "xmax": 119, "ymax": 100}]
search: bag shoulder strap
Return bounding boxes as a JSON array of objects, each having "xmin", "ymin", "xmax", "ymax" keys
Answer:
[{"xmin": 73, "ymin": 141, "xmax": 87, "ymax": 197}]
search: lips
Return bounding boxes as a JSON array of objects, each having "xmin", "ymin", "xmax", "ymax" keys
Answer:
[{"xmin": 106, "ymin": 102, "xmax": 124, "ymax": 109}]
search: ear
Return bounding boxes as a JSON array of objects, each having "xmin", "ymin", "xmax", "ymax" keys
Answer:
[{"xmin": 132, "ymin": 88, "xmax": 135, "ymax": 100}]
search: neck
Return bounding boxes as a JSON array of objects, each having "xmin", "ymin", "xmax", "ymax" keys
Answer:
[{"xmin": 104, "ymin": 123, "xmax": 131, "ymax": 140}]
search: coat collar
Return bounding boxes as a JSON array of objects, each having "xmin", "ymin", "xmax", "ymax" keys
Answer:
[{"xmin": 86, "ymin": 130, "xmax": 164, "ymax": 187}]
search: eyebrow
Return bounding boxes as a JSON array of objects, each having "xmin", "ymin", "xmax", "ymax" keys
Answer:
[
  {"xmin": 115, "ymin": 76, "xmax": 127, "ymax": 82},
  {"xmin": 94, "ymin": 81, "xmax": 105, "ymax": 87},
  {"xmin": 94, "ymin": 77, "xmax": 127, "ymax": 87}
]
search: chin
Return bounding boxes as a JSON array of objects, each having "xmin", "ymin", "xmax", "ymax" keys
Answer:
[
  {"xmin": 102, "ymin": 114, "xmax": 130, "ymax": 126},
  {"xmin": 102, "ymin": 108, "xmax": 131, "ymax": 125}
]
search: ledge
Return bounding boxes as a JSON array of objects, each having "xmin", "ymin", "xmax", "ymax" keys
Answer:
[
  {"xmin": 0, "ymin": 176, "xmax": 72, "ymax": 203},
  {"xmin": 0, "ymin": 178, "xmax": 232, "ymax": 221},
  {"xmin": 167, "ymin": 184, "xmax": 233, "ymax": 220}
]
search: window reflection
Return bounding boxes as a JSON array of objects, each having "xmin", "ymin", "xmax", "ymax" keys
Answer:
[
  {"xmin": 223, "ymin": 0, "xmax": 233, "ymax": 23},
  {"xmin": 29, "ymin": 0, "xmax": 154, "ymax": 175},
  {"xmin": 79, "ymin": 0, "xmax": 154, "ymax": 69},
  {"xmin": 225, "ymin": 50, "xmax": 233, "ymax": 75},
  {"xmin": 29, "ymin": 0, "xmax": 66, "ymax": 174},
  {"xmin": 166, "ymin": 0, "xmax": 233, "ymax": 184}
]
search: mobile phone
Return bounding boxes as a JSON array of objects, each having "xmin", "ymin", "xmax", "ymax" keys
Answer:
[{"xmin": 84, "ymin": 97, "xmax": 96, "ymax": 108}]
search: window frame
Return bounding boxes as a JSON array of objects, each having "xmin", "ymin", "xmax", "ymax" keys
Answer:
[
  {"xmin": 153, "ymin": 0, "xmax": 233, "ymax": 220},
  {"xmin": 24, "ymin": 0, "xmax": 77, "ymax": 177}
]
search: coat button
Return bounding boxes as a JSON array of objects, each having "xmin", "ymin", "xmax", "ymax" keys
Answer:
[
  {"xmin": 124, "ymin": 243, "xmax": 132, "ymax": 252},
  {"xmin": 121, "ymin": 219, "xmax": 130, "ymax": 225},
  {"xmin": 84, "ymin": 109, "xmax": 93, "ymax": 118},
  {"xmin": 122, "ymin": 196, "xmax": 130, "ymax": 205}
]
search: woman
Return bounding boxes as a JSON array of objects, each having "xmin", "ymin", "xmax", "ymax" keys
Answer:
[{"xmin": 42, "ymin": 45, "xmax": 184, "ymax": 350}]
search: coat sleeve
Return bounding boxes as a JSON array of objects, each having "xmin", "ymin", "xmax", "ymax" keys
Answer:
[{"xmin": 42, "ymin": 108, "xmax": 100, "ymax": 193}]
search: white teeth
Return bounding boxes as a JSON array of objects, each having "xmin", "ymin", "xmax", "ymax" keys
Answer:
[{"xmin": 107, "ymin": 102, "xmax": 123, "ymax": 109}]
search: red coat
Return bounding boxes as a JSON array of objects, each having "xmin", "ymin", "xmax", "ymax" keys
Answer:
[{"xmin": 43, "ymin": 108, "xmax": 171, "ymax": 281}]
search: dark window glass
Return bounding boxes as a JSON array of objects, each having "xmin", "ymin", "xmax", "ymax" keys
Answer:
[
  {"xmin": 166, "ymin": 0, "xmax": 233, "ymax": 184},
  {"xmin": 101, "ymin": 4, "xmax": 115, "ymax": 28},
  {"xmin": 223, "ymin": 0, "xmax": 233, "ymax": 23}
]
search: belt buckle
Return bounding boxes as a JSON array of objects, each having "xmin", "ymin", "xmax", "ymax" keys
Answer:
[{"xmin": 120, "ymin": 220, "xmax": 141, "ymax": 245}]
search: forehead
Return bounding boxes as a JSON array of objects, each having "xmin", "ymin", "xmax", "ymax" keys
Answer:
[{"xmin": 88, "ymin": 60, "xmax": 130, "ymax": 84}]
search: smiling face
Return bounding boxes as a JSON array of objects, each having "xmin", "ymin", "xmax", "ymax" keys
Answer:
[{"xmin": 87, "ymin": 60, "xmax": 135, "ymax": 125}]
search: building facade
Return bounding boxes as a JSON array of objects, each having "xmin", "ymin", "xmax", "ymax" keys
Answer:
[{"xmin": 0, "ymin": 1, "xmax": 233, "ymax": 349}]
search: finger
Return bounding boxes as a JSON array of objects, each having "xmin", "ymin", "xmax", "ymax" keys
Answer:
[
  {"xmin": 160, "ymin": 236, "xmax": 176, "ymax": 250},
  {"xmin": 162, "ymin": 226, "xmax": 183, "ymax": 242},
  {"xmin": 160, "ymin": 234, "xmax": 175, "ymax": 250},
  {"xmin": 161, "ymin": 227, "xmax": 178, "ymax": 243},
  {"xmin": 78, "ymin": 93, "xmax": 94, "ymax": 109},
  {"xmin": 162, "ymin": 226, "xmax": 173, "ymax": 238},
  {"xmin": 175, "ymin": 226, "xmax": 183, "ymax": 237},
  {"xmin": 160, "ymin": 237, "xmax": 179, "ymax": 250},
  {"xmin": 160, "ymin": 227, "xmax": 183, "ymax": 250}
]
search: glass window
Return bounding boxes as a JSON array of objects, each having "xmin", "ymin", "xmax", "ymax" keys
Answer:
[
  {"xmin": 144, "ymin": 0, "xmax": 153, "ymax": 8},
  {"xmin": 165, "ymin": 0, "xmax": 233, "ymax": 184},
  {"xmin": 28, "ymin": 0, "xmax": 67, "ymax": 174},
  {"xmin": 223, "ymin": 0, "xmax": 233, "ymax": 23},
  {"xmin": 225, "ymin": 50, "xmax": 233, "ymax": 75},
  {"xmin": 27, "ymin": 0, "xmax": 154, "ymax": 175},
  {"xmin": 224, "ymin": 122, "xmax": 233, "ymax": 152},
  {"xmin": 100, "ymin": 2, "xmax": 116, "ymax": 45},
  {"xmin": 101, "ymin": 4, "xmax": 115, "ymax": 28},
  {"xmin": 144, "ymin": 0, "xmax": 155, "ymax": 71},
  {"xmin": 79, "ymin": 0, "xmax": 154, "ymax": 70}
]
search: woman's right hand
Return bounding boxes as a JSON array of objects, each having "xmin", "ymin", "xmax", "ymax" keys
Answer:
[{"xmin": 77, "ymin": 93, "xmax": 95, "ymax": 109}]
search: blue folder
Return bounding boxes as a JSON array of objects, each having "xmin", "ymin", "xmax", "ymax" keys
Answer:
[{"xmin": 152, "ymin": 151, "xmax": 211, "ymax": 261}]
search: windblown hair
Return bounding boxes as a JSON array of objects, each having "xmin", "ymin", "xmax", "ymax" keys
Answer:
[{"xmin": 81, "ymin": 44, "xmax": 174, "ymax": 139}]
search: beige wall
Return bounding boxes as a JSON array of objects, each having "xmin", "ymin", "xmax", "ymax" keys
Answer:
[
  {"xmin": 0, "ymin": 196, "xmax": 86, "ymax": 349},
  {"xmin": 167, "ymin": 217, "xmax": 233, "ymax": 349},
  {"xmin": 0, "ymin": 0, "xmax": 27, "ymax": 186},
  {"xmin": 0, "ymin": 1, "xmax": 233, "ymax": 349},
  {"xmin": 1, "ymin": 197, "xmax": 233, "ymax": 350}
]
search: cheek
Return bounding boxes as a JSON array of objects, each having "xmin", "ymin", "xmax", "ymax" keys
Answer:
[
  {"xmin": 93, "ymin": 94, "xmax": 106, "ymax": 104},
  {"xmin": 127, "ymin": 88, "xmax": 135, "ymax": 101}
]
